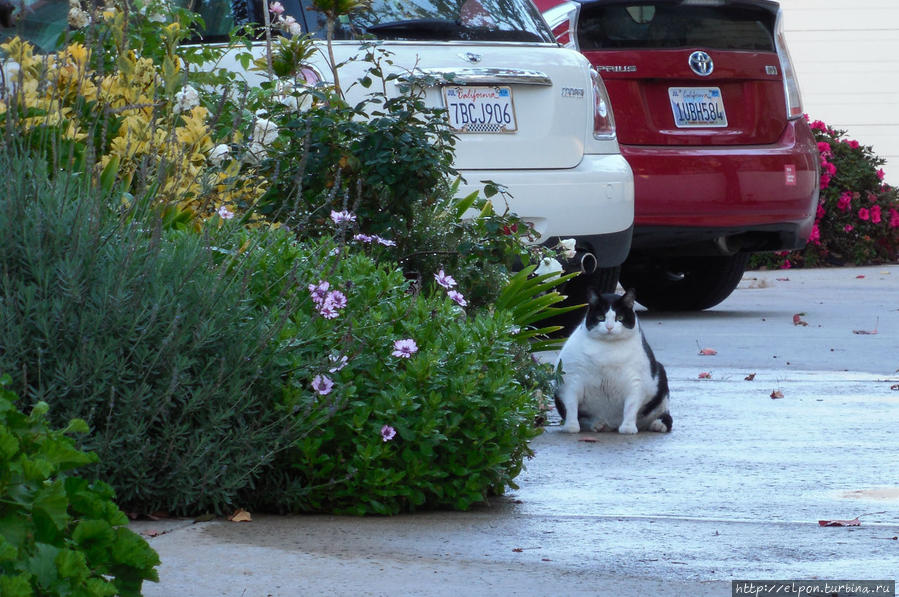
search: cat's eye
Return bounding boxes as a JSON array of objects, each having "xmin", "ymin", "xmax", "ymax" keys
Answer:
[{"xmin": 615, "ymin": 314, "xmax": 624, "ymax": 321}]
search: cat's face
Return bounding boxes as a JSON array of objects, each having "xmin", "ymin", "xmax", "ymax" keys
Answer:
[{"xmin": 583, "ymin": 289, "xmax": 637, "ymax": 340}]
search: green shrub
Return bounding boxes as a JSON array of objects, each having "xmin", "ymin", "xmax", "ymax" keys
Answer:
[
  {"xmin": 0, "ymin": 375, "xmax": 160, "ymax": 596},
  {"xmin": 240, "ymin": 245, "xmax": 550, "ymax": 515},
  {"xmin": 0, "ymin": 152, "xmax": 313, "ymax": 516}
]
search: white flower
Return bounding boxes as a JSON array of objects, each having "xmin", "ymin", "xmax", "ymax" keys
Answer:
[
  {"xmin": 173, "ymin": 85, "xmax": 200, "ymax": 114},
  {"xmin": 140, "ymin": 0, "xmax": 171, "ymax": 23},
  {"xmin": 273, "ymin": 80, "xmax": 311, "ymax": 113},
  {"xmin": 559, "ymin": 238, "xmax": 577, "ymax": 259},
  {"xmin": 269, "ymin": 1, "xmax": 285, "ymax": 14},
  {"xmin": 1, "ymin": 60, "xmax": 21, "ymax": 96},
  {"xmin": 252, "ymin": 116, "xmax": 279, "ymax": 146},
  {"xmin": 330, "ymin": 210, "xmax": 356, "ymax": 224},
  {"xmin": 217, "ymin": 205, "xmax": 234, "ymax": 220},
  {"xmin": 67, "ymin": 7, "xmax": 91, "ymax": 29},
  {"xmin": 208, "ymin": 144, "xmax": 230, "ymax": 167},
  {"xmin": 534, "ymin": 257, "xmax": 563, "ymax": 278},
  {"xmin": 279, "ymin": 15, "xmax": 303, "ymax": 37}
]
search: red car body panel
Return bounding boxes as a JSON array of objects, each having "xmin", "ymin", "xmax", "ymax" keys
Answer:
[{"xmin": 535, "ymin": 0, "xmax": 818, "ymax": 251}]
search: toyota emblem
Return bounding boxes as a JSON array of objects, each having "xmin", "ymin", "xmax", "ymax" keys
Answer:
[{"xmin": 688, "ymin": 51, "xmax": 714, "ymax": 76}]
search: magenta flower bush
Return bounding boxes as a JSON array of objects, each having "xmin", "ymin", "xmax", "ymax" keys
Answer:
[{"xmin": 753, "ymin": 116, "xmax": 899, "ymax": 269}]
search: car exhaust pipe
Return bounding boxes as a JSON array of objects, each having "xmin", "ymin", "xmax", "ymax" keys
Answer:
[{"xmin": 578, "ymin": 251, "xmax": 597, "ymax": 274}]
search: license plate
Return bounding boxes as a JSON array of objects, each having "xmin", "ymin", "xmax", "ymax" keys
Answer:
[
  {"xmin": 443, "ymin": 86, "xmax": 518, "ymax": 133},
  {"xmin": 668, "ymin": 87, "xmax": 727, "ymax": 128}
]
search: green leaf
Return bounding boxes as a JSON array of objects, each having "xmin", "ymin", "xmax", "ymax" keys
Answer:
[
  {"xmin": 55, "ymin": 548, "xmax": 90, "ymax": 581},
  {"xmin": 27, "ymin": 543, "xmax": 60, "ymax": 591}
]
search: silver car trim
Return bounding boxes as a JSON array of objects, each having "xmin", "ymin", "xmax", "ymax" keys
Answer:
[{"xmin": 415, "ymin": 67, "xmax": 553, "ymax": 86}]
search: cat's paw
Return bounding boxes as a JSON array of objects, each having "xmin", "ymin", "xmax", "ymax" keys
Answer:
[
  {"xmin": 617, "ymin": 423, "xmax": 638, "ymax": 435},
  {"xmin": 560, "ymin": 421, "xmax": 581, "ymax": 433},
  {"xmin": 649, "ymin": 418, "xmax": 671, "ymax": 433}
]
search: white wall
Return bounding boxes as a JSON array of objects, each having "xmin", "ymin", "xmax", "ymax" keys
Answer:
[{"xmin": 778, "ymin": 0, "xmax": 899, "ymax": 184}]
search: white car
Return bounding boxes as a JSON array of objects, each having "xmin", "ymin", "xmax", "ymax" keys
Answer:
[{"xmin": 193, "ymin": 0, "xmax": 634, "ymax": 290}]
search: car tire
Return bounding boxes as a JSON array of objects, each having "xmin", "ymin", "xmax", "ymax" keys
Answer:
[{"xmin": 620, "ymin": 253, "xmax": 749, "ymax": 311}]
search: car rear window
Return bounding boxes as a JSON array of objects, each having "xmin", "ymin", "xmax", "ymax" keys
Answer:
[
  {"xmin": 303, "ymin": 0, "xmax": 554, "ymax": 43},
  {"xmin": 576, "ymin": 2, "xmax": 776, "ymax": 52}
]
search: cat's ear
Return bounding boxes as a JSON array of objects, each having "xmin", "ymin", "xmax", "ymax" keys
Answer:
[
  {"xmin": 621, "ymin": 288, "xmax": 637, "ymax": 309},
  {"xmin": 587, "ymin": 286, "xmax": 600, "ymax": 306}
]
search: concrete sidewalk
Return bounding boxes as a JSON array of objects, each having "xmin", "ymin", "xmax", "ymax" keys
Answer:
[{"xmin": 133, "ymin": 266, "xmax": 899, "ymax": 596}]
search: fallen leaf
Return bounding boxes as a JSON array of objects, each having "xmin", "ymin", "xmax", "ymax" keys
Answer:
[
  {"xmin": 578, "ymin": 437, "xmax": 598, "ymax": 443},
  {"xmin": 776, "ymin": 277, "xmax": 790, "ymax": 281},
  {"xmin": 770, "ymin": 390, "xmax": 784, "ymax": 399},
  {"xmin": 853, "ymin": 318, "xmax": 879, "ymax": 335},
  {"xmin": 698, "ymin": 348, "xmax": 717, "ymax": 355},
  {"xmin": 856, "ymin": 275, "xmax": 865, "ymax": 279},
  {"xmin": 541, "ymin": 558, "xmax": 552, "ymax": 562},
  {"xmin": 228, "ymin": 508, "xmax": 252, "ymax": 522},
  {"xmin": 891, "ymin": 384, "xmax": 899, "ymax": 391},
  {"xmin": 793, "ymin": 313, "xmax": 808, "ymax": 326},
  {"xmin": 818, "ymin": 517, "xmax": 860, "ymax": 527},
  {"xmin": 512, "ymin": 548, "xmax": 524, "ymax": 553},
  {"xmin": 698, "ymin": 372, "xmax": 711, "ymax": 379},
  {"xmin": 744, "ymin": 373, "xmax": 756, "ymax": 381}
]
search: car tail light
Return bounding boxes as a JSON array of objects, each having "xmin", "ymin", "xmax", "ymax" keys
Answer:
[
  {"xmin": 591, "ymin": 69, "xmax": 616, "ymax": 139},
  {"xmin": 542, "ymin": 1, "xmax": 580, "ymax": 49},
  {"xmin": 774, "ymin": 9, "xmax": 803, "ymax": 120}
]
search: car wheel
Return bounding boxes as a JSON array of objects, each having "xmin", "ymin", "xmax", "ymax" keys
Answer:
[{"xmin": 620, "ymin": 254, "xmax": 749, "ymax": 311}]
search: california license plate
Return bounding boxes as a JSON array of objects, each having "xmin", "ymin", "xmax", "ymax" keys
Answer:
[
  {"xmin": 668, "ymin": 87, "xmax": 727, "ymax": 128},
  {"xmin": 443, "ymin": 86, "xmax": 518, "ymax": 133}
]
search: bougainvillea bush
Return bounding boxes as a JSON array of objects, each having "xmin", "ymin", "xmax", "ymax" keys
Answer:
[{"xmin": 752, "ymin": 116, "xmax": 899, "ymax": 269}]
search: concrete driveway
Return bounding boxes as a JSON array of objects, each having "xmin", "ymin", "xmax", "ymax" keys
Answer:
[{"xmin": 134, "ymin": 265, "xmax": 899, "ymax": 597}]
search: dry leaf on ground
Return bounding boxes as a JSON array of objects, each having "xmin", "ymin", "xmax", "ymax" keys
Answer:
[
  {"xmin": 793, "ymin": 313, "xmax": 808, "ymax": 326},
  {"xmin": 698, "ymin": 348, "xmax": 717, "ymax": 355},
  {"xmin": 770, "ymin": 390, "xmax": 784, "ymax": 399},
  {"xmin": 744, "ymin": 373, "xmax": 756, "ymax": 381},
  {"xmin": 699, "ymin": 372, "xmax": 712, "ymax": 379},
  {"xmin": 819, "ymin": 517, "xmax": 860, "ymax": 527},
  {"xmin": 228, "ymin": 508, "xmax": 252, "ymax": 522}
]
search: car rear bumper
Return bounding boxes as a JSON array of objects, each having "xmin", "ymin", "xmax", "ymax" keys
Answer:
[
  {"xmin": 622, "ymin": 119, "xmax": 819, "ymax": 250},
  {"xmin": 458, "ymin": 153, "xmax": 635, "ymax": 267}
]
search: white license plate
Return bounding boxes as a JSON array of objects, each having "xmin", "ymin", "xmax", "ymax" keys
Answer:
[
  {"xmin": 443, "ymin": 86, "xmax": 518, "ymax": 133},
  {"xmin": 668, "ymin": 87, "xmax": 727, "ymax": 128}
]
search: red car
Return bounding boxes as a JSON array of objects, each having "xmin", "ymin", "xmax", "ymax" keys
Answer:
[{"xmin": 536, "ymin": 0, "xmax": 819, "ymax": 310}]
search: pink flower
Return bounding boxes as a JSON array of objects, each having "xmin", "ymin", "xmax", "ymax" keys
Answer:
[
  {"xmin": 837, "ymin": 191, "xmax": 853, "ymax": 211},
  {"xmin": 392, "ymin": 338, "xmax": 418, "ymax": 358},
  {"xmin": 434, "ymin": 269, "xmax": 456, "ymax": 289},
  {"xmin": 809, "ymin": 119, "xmax": 827, "ymax": 132},
  {"xmin": 308, "ymin": 280, "xmax": 330, "ymax": 305},
  {"xmin": 825, "ymin": 161, "xmax": 837, "ymax": 176},
  {"xmin": 889, "ymin": 208, "xmax": 899, "ymax": 228},
  {"xmin": 330, "ymin": 210, "xmax": 356, "ymax": 224},
  {"xmin": 269, "ymin": 1, "xmax": 285, "ymax": 14},
  {"xmin": 817, "ymin": 141, "xmax": 831, "ymax": 154},
  {"xmin": 876, "ymin": 168, "xmax": 885, "ymax": 181},
  {"xmin": 820, "ymin": 173, "xmax": 831, "ymax": 189},
  {"xmin": 353, "ymin": 233, "xmax": 373, "ymax": 243},
  {"xmin": 447, "ymin": 290, "xmax": 468, "ymax": 306},
  {"xmin": 844, "ymin": 224, "xmax": 854, "ymax": 232},
  {"xmin": 858, "ymin": 207, "xmax": 870, "ymax": 221},
  {"xmin": 380, "ymin": 424, "xmax": 396, "ymax": 442},
  {"xmin": 780, "ymin": 259, "xmax": 792, "ymax": 270},
  {"xmin": 870, "ymin": 204, "xmax": 882, "ymax": 224},
  {"xmin": 312, "ymin": 374, "xmax": 333, "ymax": 395},
  {"xmin": 374, "ymin": 236, "xmax": 396, "ymax": 247},
  {"xmin": 844, "ymin": 139, "xmax": 859, "ymax": 149},
  {"xmin": 808, "ymin": 224, "xmax": 820, "ymax": 245},
  {"xmin": 318, "ymin": 290, "xmax": 347, "ymax": 319},
  {"xmin": 217, "ymin": 205, "xmax": 234, "ymax": 220}
]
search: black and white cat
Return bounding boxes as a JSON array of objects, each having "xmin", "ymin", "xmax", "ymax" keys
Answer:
[{"xmin": 554, "ymin": 289, "xmax": 672, "ymax": 434}]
